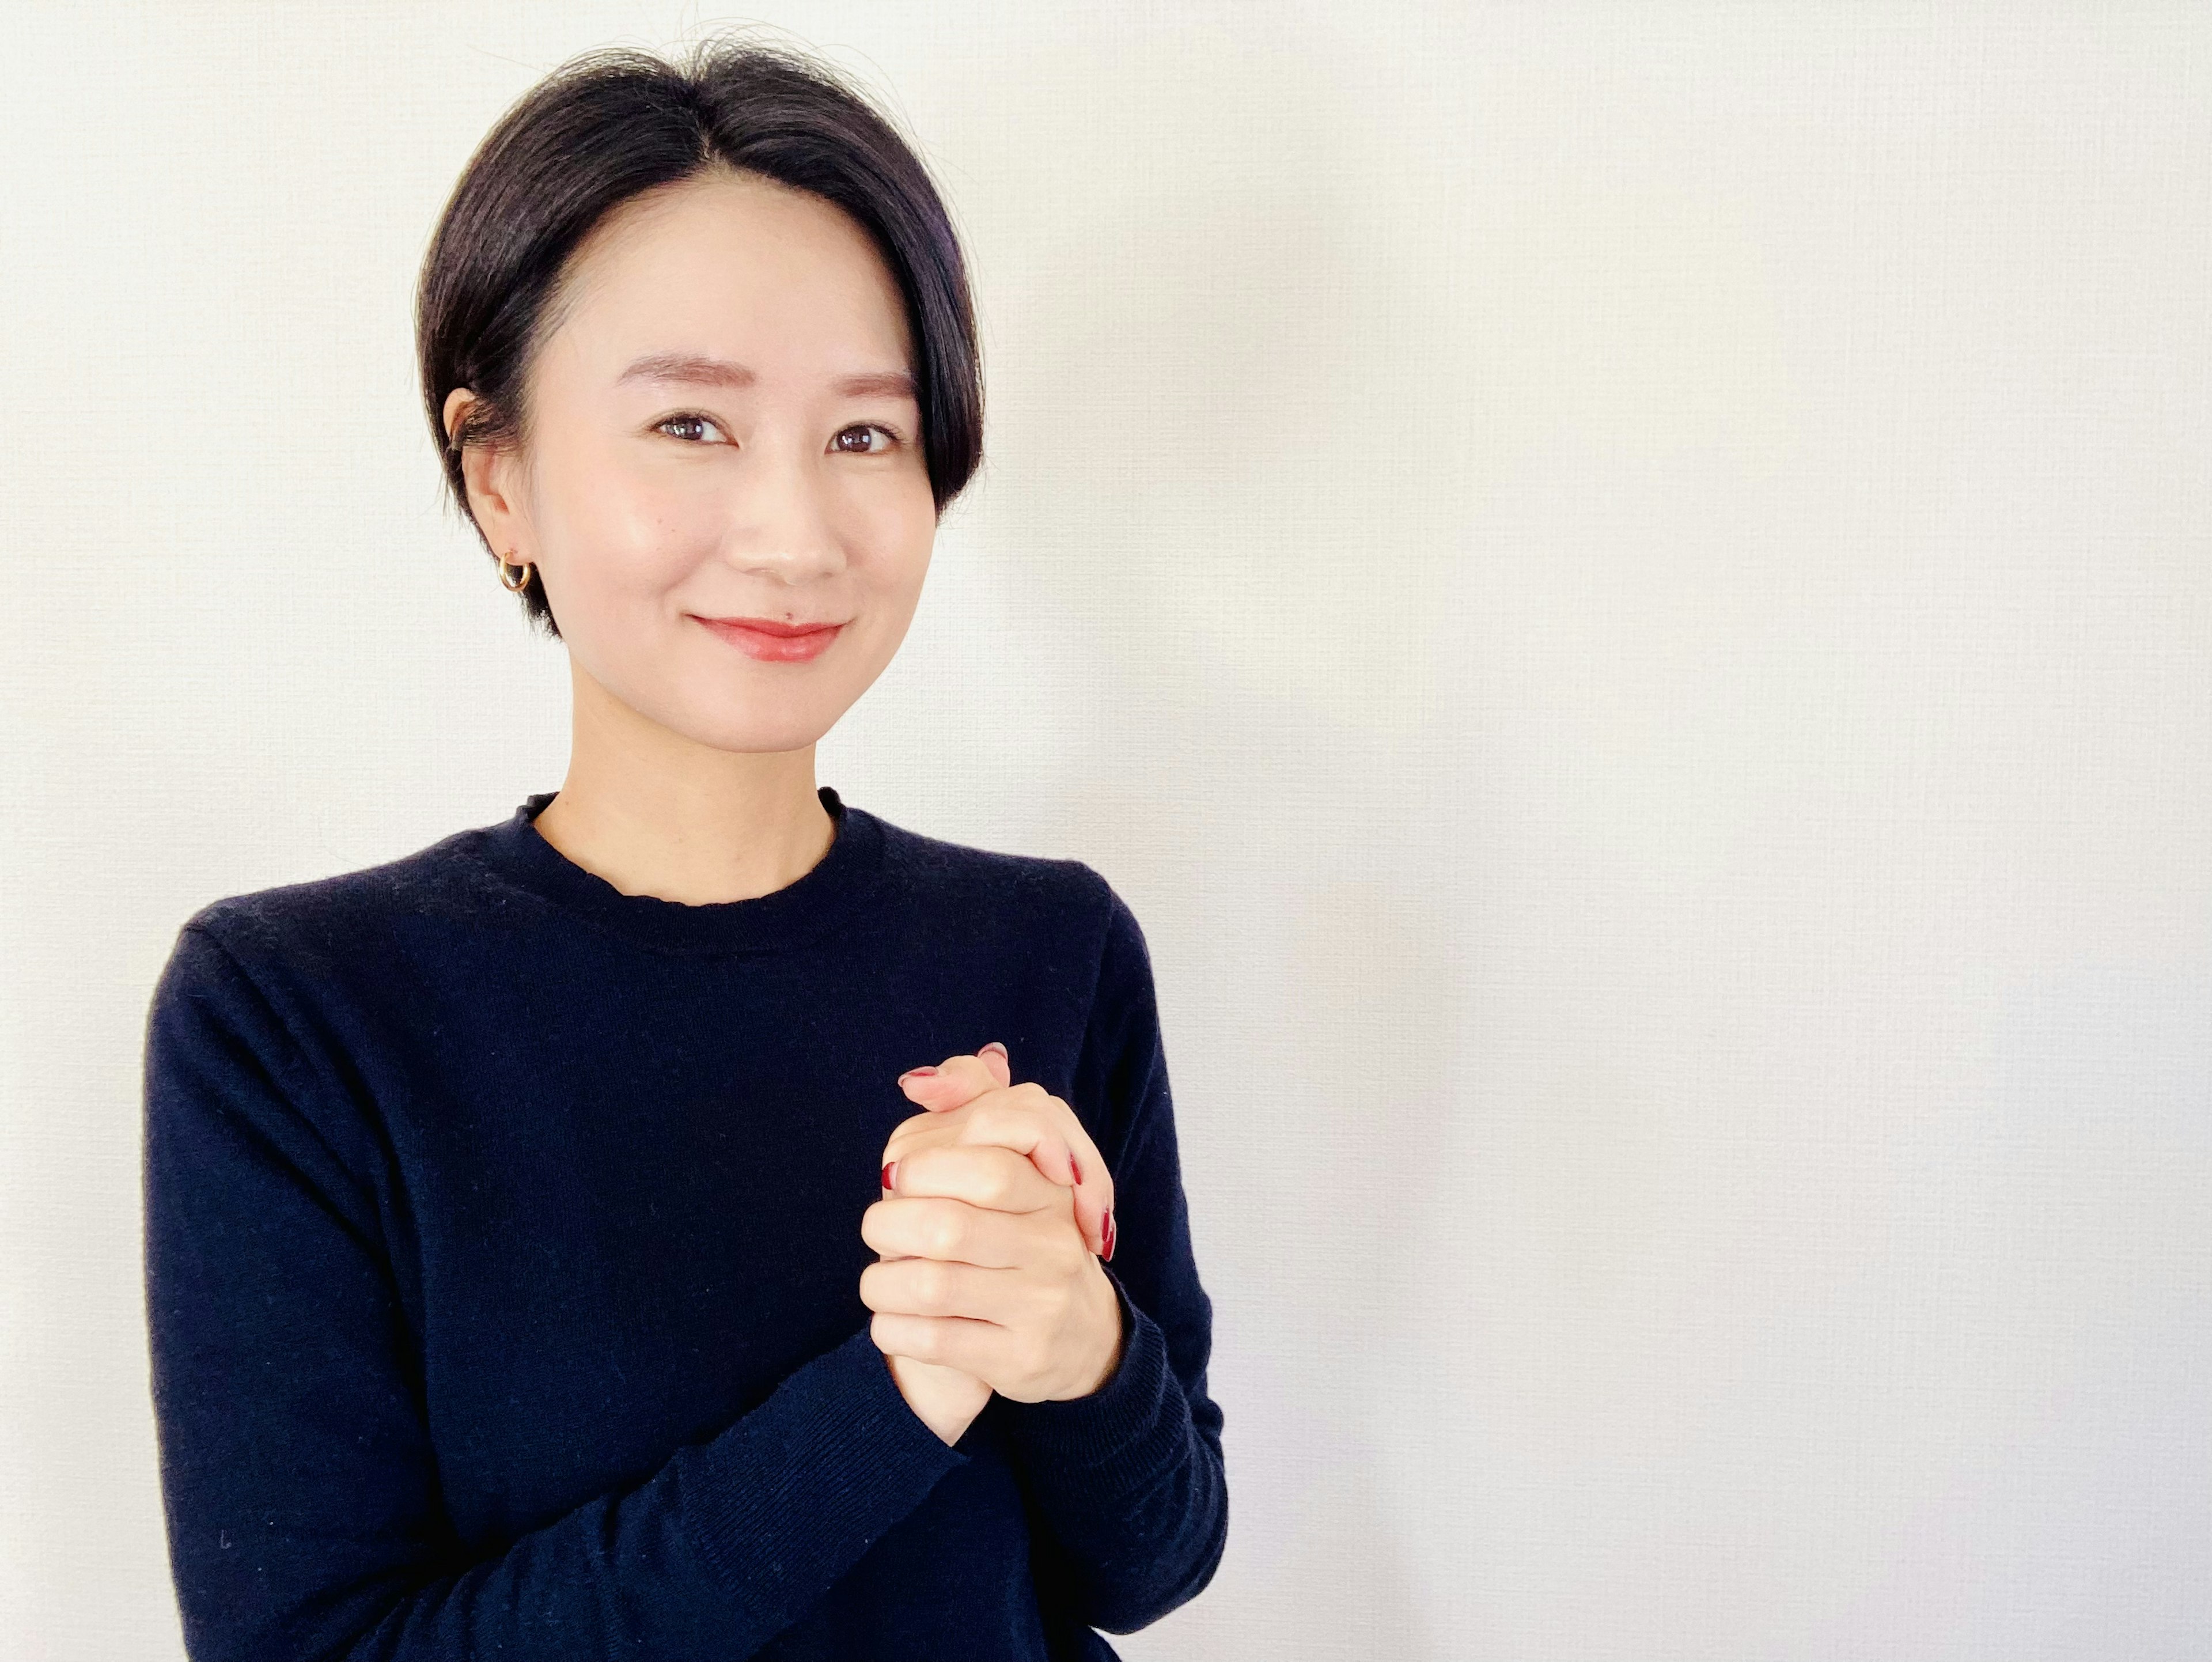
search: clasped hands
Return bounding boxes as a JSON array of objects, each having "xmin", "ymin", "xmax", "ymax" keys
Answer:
[{"xmin": 861, "ymin": 1042, "xmax": 1126, "ymax": 1447}]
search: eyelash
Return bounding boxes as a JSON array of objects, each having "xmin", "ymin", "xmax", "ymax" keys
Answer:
[{"xmin": 653, "ymin": 413, "xmax": 906, "ymax": 452}]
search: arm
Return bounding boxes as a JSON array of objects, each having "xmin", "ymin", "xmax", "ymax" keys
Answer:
[
  {"xmin": 997, "ymin": 883, "xmax": 1229, "ymax": 1634},
  {"xmin": 142, "ymin": 923, "xmax": 967, "ymax": 1662}
]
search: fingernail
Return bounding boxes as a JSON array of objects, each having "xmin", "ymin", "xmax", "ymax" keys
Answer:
[
  {"xmin": 882, "ymin": 1160, "xmax": 899, "ymax": 1191},
  {"xmin": 1101, "ymin": 1209, "xmax": 1116, "ymax": 1262},
  {"xmin": 1070, "ymin": 1152, "xmax": 1083, "ymax": 1184},
  {"xmin": 897, "ymin": 1066, "xmax": 938, "ymax": 1084},
  {"xmin": 980, "ymin": 1041, "xmax": 1007, "ymax": 1062}
]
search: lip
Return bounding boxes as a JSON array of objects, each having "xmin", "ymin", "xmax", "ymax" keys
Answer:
[{"xmin": 693, "ymin": 614, "xmax": 846, "ymax": 662}]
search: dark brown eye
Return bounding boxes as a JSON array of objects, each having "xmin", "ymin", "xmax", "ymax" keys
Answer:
[
  {"xmin": 834, "ymin": 424, "xmax": 896, "ymax": 454},
  {"xmin": 656, "ymin": 414, "xmax": 726, "ymax": 444}
]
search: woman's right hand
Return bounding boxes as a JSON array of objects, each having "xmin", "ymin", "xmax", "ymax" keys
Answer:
[{"xmin": 870, "ymin": 1042, "xmax": 1113, "ymax": 1445}]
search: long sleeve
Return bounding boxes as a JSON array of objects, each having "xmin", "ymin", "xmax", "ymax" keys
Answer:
[
  {"xmin": 999, "ymin": 882, "xmax": 1229, "ymax": 1636},
  {"xmin": 142, "ymin": 922, "xmax": 968, "ymax": 1661}
]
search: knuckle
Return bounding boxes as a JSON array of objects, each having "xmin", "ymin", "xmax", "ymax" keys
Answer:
[
  {"xmin": 917, "ymin": 1260, "xmax": 954, "ymax": 1310},
  {"xmin": 925, "ymin": 1205, "xmax": 965, "ymax": 1260}
]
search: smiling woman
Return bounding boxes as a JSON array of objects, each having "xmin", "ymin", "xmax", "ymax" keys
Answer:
[
  {"xmin": 141, "ymin": 35, "xmax": 1225, "ymax": 1662},
  {"xmin": 438, "ymin": 165, "xmax": 943, "ymax": 771}
]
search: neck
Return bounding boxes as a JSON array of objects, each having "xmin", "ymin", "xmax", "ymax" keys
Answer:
[{"xmin": 529, "ymin": 657, "xmax": 836, "ymax": 907}]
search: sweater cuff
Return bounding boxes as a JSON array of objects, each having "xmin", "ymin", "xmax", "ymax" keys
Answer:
[
  {"xmin": 1004, "ymin": 1266, "xmax": 1184, "ymax": 1489},
  {"xmin": 679, "ymin": 1324, "xmax": 969, "ymax": 1600}
]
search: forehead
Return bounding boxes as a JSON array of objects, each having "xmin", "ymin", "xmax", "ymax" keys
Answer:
[{"xmin": 541, "ymin": 166, "xmax": 914, "ymax": 377}]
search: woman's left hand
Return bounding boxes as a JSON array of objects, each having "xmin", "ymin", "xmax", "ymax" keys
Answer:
[{"xmin": 861, "ymin": 1047, "xmax": 1126, "ymax": 1402}]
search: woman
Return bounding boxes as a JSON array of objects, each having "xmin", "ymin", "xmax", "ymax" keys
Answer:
[{"xmin": 141, "ymin": 37, "xmax": 1226, "ymax": 1661}]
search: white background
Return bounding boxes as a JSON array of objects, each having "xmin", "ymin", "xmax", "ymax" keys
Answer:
[{"xmin": 3, "ymin": 3, "xmax": 2207, "ymax": 1657}]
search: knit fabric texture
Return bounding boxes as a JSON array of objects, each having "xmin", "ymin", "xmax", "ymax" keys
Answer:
[{"xmin": 141, "ymin": 786, "xmax": 1226, "ymax": 1660}]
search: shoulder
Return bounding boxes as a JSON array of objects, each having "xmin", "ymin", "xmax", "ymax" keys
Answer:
[
  {"xmin": 868, "ymin": 809, "xmax": 1116, "ymax": 925},
  {"xmin": 162, "ymin": 823, "xmax": 490, "ymax": 1004},
  {"xmin": 864, "ymin": 807, "xmax": 1155, "ymax": 996},
  {"xmin": 863, "ymin": 807, "xmax": 1153, "ymax": 985}
]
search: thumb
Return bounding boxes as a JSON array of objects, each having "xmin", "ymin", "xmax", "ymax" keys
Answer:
[{"xmin": 898, "ymin": 1050, "xmax": 1002, "ymax": 1113}]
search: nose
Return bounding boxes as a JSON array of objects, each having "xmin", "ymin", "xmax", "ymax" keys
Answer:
[{"xmin": 721, "ymin": 433, "xmax": 847, "ymax": 585}]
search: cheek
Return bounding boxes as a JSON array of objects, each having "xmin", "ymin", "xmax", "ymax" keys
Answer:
[
  {"xmin": 847, "ymin": 482, "xmax": 938, "ymax": 606},
  {"xmin": 546, "ymin": 449, "xmax": 719, "ymax": 601}
]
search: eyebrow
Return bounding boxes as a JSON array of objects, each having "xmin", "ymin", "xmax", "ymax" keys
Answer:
[{"xmin": 616, "ymin": 352, "xmax": 915, "ymax": 400}]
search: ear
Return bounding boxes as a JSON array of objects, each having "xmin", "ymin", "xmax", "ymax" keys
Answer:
[{"xmin": 442, "ymin": 386, "xmax": 529, "ymax": 558}]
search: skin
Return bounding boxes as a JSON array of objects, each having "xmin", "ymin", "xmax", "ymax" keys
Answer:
[
  {"xmin": 441, "ymin": 165, "xmax": 1119, "ymax": 1448},
  {"xmin": 871, "ymin": 1047, "xmax": 1127, "ymax": 1441}
]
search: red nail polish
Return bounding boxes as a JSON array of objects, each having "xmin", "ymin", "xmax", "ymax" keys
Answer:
[
  {"xmin": 1070, "ymin": 1152, "xmax": 1083, "ymax": 1184},
  {"xmin": 1101, "ymin": 1209, "xmax": 1116, "ymax": 1262},
  {"xmin": 882, "ymin": 1161, "xmax": 899, "ymax": 1191},
  {"xmin": 898, "ymin": 1066, "xmax": 938, "ymax": 1083}
]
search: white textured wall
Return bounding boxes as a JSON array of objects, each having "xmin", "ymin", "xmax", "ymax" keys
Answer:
[{"xmin": 3, "ymin": 4, "xmax": 2207, "ymax": 1657}]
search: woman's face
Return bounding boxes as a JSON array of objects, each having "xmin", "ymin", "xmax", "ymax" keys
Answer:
[{"xmin": 451, "ymin": 166, "xmax": 940, "ymax": 754}]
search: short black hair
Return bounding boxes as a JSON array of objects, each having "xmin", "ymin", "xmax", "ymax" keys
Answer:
[{"xmin": 415, "ymin": 36, "xmax": 984, "ymax": 638}]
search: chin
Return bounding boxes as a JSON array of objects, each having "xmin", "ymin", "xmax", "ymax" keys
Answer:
[{"xmin": 683, "ymin": 701, "xmax": 846, "ymax": 756}]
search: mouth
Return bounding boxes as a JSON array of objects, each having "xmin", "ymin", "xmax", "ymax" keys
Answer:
[{"xmin": 691, "ymin": 614, "xmax": 846, "ymax": 663}]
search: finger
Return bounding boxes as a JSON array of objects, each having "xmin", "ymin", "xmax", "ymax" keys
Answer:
[
  {"xmin": 899, "ymin": 1064, "xmax": 1081, "ymax": 1195},
  {"xmin": 878, "ymin": 1144, "xmax": 1070, "ymax": 1221},
  {"xmin": 957, "ymin": 1092, "xmax": 1114, "ymax": 1256},
  {"xmin": 952, "ymin": 1097, "xmax": 1078, "ymax": 1187},
  {"xmin": 954, "ymin": 1070, "xmax": 1114, "ymax": 1255},
  {"xmin": 863, "ymin": 1190, "xmax": 1085, "ymax": 1271},
  {"xmin": 893, "ymin": 1089, "xmax": 1081, "ymax": 1198},
  {"xmin": 900, "ymin": 1053, "xmax": 1009, "ymax": 1118},
  {"xmin": 893, "ymin": 1062, "xmax": 1116, "ymax": 1259},
  {"xmin": 892, "ymin": 1074, "xmax": 1112, "ymax": 1256},
  {"xmin": 869, "ymin": 1309, "xmax": 1009, "ymax": 1380},
  {"xmin": 860, "ymin": 1254, "xmax": 1018, "ymax": 1324}
]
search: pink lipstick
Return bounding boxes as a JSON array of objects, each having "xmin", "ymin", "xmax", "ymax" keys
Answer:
[{"xmin": 694, "ymin": 615, "xmax": 844, "ymax": 662}]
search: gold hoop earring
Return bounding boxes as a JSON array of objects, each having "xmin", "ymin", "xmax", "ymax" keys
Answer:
[{"xmin": 497, "ymin": 551, "xmax": 535, "ymax": 593}]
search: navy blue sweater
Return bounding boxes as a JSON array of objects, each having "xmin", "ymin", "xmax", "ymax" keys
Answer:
[{"xmin": 141, "ymin": 787, "xmax": 1226, "ymax": 1660}]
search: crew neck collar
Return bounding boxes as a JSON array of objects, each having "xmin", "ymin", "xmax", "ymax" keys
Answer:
[{"xmin": 471, "ymin": 785, "xmax": 889, "ymax": 955}]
